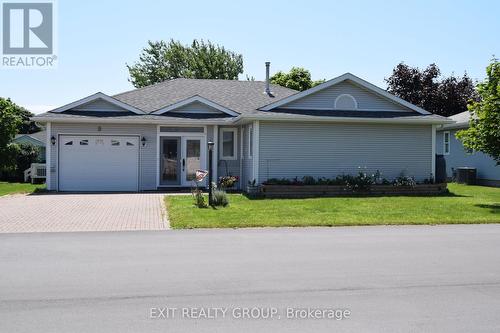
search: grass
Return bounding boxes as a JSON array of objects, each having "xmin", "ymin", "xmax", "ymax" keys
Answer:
[
  {"xmin": 165, "ymin": 183, "xmax": 500, "ymax": 229},
  {"xmin": 0, "ymin": 181, "xmax": 46, "ymax": 196}
]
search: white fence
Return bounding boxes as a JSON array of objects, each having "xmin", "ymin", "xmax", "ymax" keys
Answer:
[{"xmin": 24, "ymin": 163, "xmax": 46, "ymax": 183}]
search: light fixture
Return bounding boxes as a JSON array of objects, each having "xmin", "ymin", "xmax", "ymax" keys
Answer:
[
  {"xmin": 50, "ymin": 136, "xmax": 56, "ymax": 145},
  {"xmin": 141, "ymin": 136, "xmax": 146, "ymax": 147},
  {"xmin": 207, "ymin": 141, "xmax": 214, "ymax": 151}
]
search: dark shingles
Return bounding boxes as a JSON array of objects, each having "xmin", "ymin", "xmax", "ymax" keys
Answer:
[
  {"xmin": 60, "ymin": 110, "xmax": 138, "ymax": 117},
  {"xmin": 112, "ymin": 79, "xmax": 298, "ymax": 114}
]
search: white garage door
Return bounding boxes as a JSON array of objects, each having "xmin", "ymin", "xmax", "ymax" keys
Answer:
[{"xmin": 59, "ymin": 135, "xmax": 139, "ymax": 191}]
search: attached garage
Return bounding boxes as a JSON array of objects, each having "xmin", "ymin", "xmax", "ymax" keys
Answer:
[{"xmin": 58, "ymin": 135, "xmax": 139, "ymax": 191}]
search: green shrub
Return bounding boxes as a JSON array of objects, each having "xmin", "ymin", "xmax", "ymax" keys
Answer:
[
  {"xmin": 302, "ymin": 175, "xmax": 316, "ymax": 185},
  {"xmin": 0, "ymin": 143, "xmax": 42, "ymax": 181},
  {"xmin": 191, "ymin": 188, "xmax": 208, "ymax": 208},
  {"xmin": 393, "ymin": 175, "xmax": 416, "ymax": 187},
  {"xmin": 263, "ymin": 169, "xmax": 423, "ymax": 189},
  {"xmin": 212, "ymin": 189, "xmax": 229, "ymax": 207}
]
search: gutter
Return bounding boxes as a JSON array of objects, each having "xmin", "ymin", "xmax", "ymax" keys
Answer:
[
  {"xmin": 437, "ymin": 123, "xmax": 468, "ymax": 131},
  {"xmin": 32, "ymin": 114, "xmax": 454, "ymax": 126}
]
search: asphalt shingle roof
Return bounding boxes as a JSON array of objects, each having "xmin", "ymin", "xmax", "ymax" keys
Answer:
[
  {"xmin": 32, "ymin": 77, "xmax": 451, "ymax": 125},
  {"xmin": 113, "ymin": 78, "xmax": 298, "ymax": 114}
]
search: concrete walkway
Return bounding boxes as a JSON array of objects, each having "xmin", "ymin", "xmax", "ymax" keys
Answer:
[{"xmin": 0, "ymin": 193, "xmax": 168, "ymax": 233}]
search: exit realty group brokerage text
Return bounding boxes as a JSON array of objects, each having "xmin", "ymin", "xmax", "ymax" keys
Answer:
[{"xmin": 150, "ymin": 306, "xmax": 351, "ymax": 321}]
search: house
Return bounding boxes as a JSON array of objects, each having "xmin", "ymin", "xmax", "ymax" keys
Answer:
[
  {"xmin": 436, "ymin": 111, "xmax": 500, "ymax": 186},
  {"xmin": 32, "ymin": 65, "xmax": 451, "ymax": 192},
  {"xmin": 13, "ymin": 131, "xmax": 46, "ymax": 161}
]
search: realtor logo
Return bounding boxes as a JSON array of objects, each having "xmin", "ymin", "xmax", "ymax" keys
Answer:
[{"xmin": 1, "ymin": 1, "xmax": 57, "ymax": 68}]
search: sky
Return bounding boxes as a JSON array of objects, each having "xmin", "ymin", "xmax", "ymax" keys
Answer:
[{"xmin": 1, "ymin": 0, "xmax": 498, "ymax": 114}]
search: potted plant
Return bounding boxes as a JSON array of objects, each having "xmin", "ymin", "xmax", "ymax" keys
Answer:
[{"xmin": 218, "ymin": 175, "xmax": 239, "ymax": 190}]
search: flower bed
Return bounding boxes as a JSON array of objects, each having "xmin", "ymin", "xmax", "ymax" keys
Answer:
[{"xmin": 261, "ymin": 183, "xmax": 448, "ymax": 198}]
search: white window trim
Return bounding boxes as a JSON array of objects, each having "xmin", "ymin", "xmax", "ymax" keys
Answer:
[
  {"xmin": 46, "ymin": 122, "xmax": 51, "ymax": 190},
  {"xmin": 251, "ymin": 121, "xmax": 259, "ymax": 183},
  {"xmin": 443, "ymin": 131, "xmax": 450, "ymax": 155},
  {"xmin": 247, "ymin": 124, "xmax": 253, "ymax": 159},
  {"xmin": 219, "ymin": 128, "xmax": 237, "ymax": 160}
]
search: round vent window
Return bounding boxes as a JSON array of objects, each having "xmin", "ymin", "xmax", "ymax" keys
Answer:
[{"xmin": 334, "ymin": 94, "xmax": 358, "ymax": 110}]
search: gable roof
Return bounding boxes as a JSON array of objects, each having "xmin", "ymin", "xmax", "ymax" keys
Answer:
[
  {"xmin": 113, "ymin": 78, "xmax": 297, "ymax": 114},
  {"xmin": 259, "ymin": 73, "xmax": 431, "ymax": 115},
  {"xmin": 33, "ymin": 76, "xmax": 453, "ymax": 125},
  {"xmin": 439, "ymin": 110, "xmax": 471, "ymax": 130},
  {"xmin": 13, "ymin": 131, "xmax": 46, "ymax": 146},
  {"xmin": 50, "ymin": 92, "xmax": 145, "ymax": 114},
  {"xmin": 152, "ymin": 95, "xmax": 239, "ymax": 116}
]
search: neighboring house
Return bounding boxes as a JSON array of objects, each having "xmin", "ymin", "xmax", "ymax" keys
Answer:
[
  {"xmin": 32, "ymin": 68, "xmax": 451, "ymax": 192},
  {"xmin": 12, "ymin": 131, "xmax": 46, "ymax": 162},
  {"xmin": 436, "ymin": 111, "xmax": 500, "ymax": 186}
]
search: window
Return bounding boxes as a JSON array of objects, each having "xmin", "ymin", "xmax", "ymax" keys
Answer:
[
  {"xmin": 220, "ymin": 128, "xmax": 237, "ymax": 160},
  {"xmin": 126, "ymin": 141, "xmax": 135, "ymax": 146},
  {"xmin": 248, "ymin": 124, "xmax": 253, "ymax": 158},
  {"xmin": 111, "ymin": 140, "xmax": 120, "ymax": 146},
  {"xmin": 64, "ymin": 141, "xmax": 73, "ymax": 146},
  {"xmin": 443, "ymin": 131, "xmax": 450, "ymax": 155},
  {"xmin": 79, "ymin": 139, "xmax": 89, "ymax": 146},
  {"xmin": 334, "ymin": 94, "xmax": 358, "ymax": 110}
]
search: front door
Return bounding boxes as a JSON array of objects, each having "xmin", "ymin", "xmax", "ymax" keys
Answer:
[
  {"xmin": 160, "ymin": 137, "xmax": 181, "ymax": 186},
  {"xmin": 160, "ymin": 136, "xmax": 206, "ymax": 187}
]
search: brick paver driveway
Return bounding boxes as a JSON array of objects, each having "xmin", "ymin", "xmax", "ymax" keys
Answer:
[{"xmin": 0, "ymin": 193, "xmax": 168, "ymax": 233}]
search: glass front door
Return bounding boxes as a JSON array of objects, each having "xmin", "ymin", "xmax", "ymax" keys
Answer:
[
  {"xmin": 184, "ymin": 138, "xmax": 201, "ymax": 184},
  {"xmin": 160, "ymin": 137, "xmax": 181, "ymax": 185},
  {"xmin": 159, "ymin": 136, "xmax": 205, "ymax": 187}
]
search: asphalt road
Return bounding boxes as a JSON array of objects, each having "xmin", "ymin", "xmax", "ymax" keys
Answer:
[{"xmin": 1, "ymin": 225, "xmax": 500, "ymax": 332}]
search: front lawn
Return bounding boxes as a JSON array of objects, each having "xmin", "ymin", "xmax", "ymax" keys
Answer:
[
  {"xmin": 166, "ymin": 183, "xmax": 500, "ymax": 229},
  {"xmin": 0, "ymin": 182, "xmax": 46, "ymax": 196}
]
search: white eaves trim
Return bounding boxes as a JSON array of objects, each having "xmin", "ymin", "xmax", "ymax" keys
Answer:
[
  {"xmin": 49, "ymin": 92, "xmax": 145, "ymax": 114},
  {"xmin": 152, "ymin": 95, "xmax": 239, "ymax": 116},
  {"xmin": 260, "ymin": 73, "xmax": 431, "ymax": 115},
  {"xmin": 32, "ymin": 114, "xmax": 453, "ymax": 125}
]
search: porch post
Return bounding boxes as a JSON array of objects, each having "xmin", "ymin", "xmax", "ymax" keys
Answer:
[
  {"xmin": 431, "ymin": 124, "xmax": 436, "ymax": 182},
  {"xmin": 213, "ymin": 125, "xmax": 218, "ymax": 186},
  {"xmin": 208, "ymin": 141, "xmax": 214, "ymax": 205}
]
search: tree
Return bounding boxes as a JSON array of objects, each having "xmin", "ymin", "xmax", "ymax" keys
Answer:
[
  {"xmin": 385, "ymin": 62, "xmax": 478, "ymax": 117},
  {"xmin": 0, "ymin": 98, "xmax": 22, "ymax": 170},
  {"xmin": 0, "ymin": 143, "xmax": 42, "ymax": 181},
  {"xmin": 456, "ymin": 59, "xmax": 500, "ymax": 164},
  {"xmin": 270, "ymin": 67, "xmax": 325, "ymax": 91},
  {"xmin": 16, "ymin": 107, "xmax": 39, "ymax": 134},
  {"xmin": 127, "ymin": 39, "xmax": 243, "ymax": 88}
]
